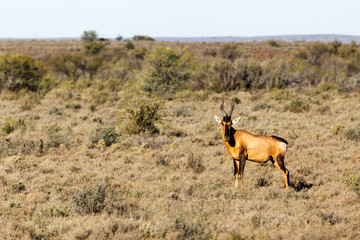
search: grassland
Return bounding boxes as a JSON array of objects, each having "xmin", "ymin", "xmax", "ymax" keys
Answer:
[{"xmin": 0, "ymin": 40, "xmax": 360, "ymax": 239}]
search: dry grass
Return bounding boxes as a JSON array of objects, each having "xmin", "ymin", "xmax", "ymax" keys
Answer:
[
  {"xmin": 1, "ymin": 39, "xmax": 360, "ymax": 239},
  {"xmin": 1, "ymin": 85, "xmax": 360, "ymax": 239}
]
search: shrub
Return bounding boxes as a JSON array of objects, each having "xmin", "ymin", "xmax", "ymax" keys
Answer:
[
  {"xmin": 44, "ymin": 123, "xmax": 62, "ymax": 137},
  {"xmin": 124, "ymin": 98, "xmax": 161, "ymax": 134},
  {"xmin": 338, "ymin": 40, "xmax": 359, "ymax": 58},
  {"xmin": 42, "ymin": 123, "xmax": 70, "ymax": 150},
  {"xmin": 187, "ymin": 153, "xmax": 205, "ymax": 174},
  {"xmin": 89, "ymin": 127, "xmax": 118, "ymax": 146},
  {"xmin": 205, "ymin": 59, "xmax": 243, "ymax": 92},
  {"xmin": 82, "ymin": 55, "xmax": 105, "ymax": 80},
  {"xmin": 132, "ymin": 35, "xmax": 155, "ymax": 41},
  {"xmin": 209, "ymin": 59, "xmax": 265, "ymax": 92},
  {"xmin": 344, "ymin": 126, "xmax": 360, "ymax": 141},
  {"xmin": 129, "ymin": 48, "xmax": 147, "ymax": 60},
  {"xmin": 81, "ymin": 30, "xmax": 98, "ymax": 42},
  {"xmin": 293, "ymin": 48, "xmax": 308, "ymax": 60},
  {"xmin": 270, "ymin": 89, "xmax": 293, "ymax": 102},
  {"xmin": 0, "ymin": 55, "xmax": 47, "ymax": 92},
  {"xmin": 143, "ymin": 46, "xmax": 194, "ymax": 95},
  {"xmin": 220, "ymin": 43, "xmax": 241, "ymax": 61},
  {"xmin": 232, "ymin": 97, "xmax": 241, "ymax": 104},
  {"xmin": 89, "ymin": 104, "xmax": 97, "ymax": 112},
  {"xmin": 125, "ymin": 41, "xmax": 135, "ymax": 50},
  {"xmin": 344, "ymin": 173, "xmax": 360, "ymax": 196},
  {"xmin": 2, "ymin": 121, "xmax": 14, "ymax": 134},
  {"xmin": 173, "ymin": 106, "xmax": 190, "ymax": 117},
  {"xmin": 72, "ymin": 184, "xmax": 107, "ymax": 214},
  {"xmin": 284, "ymin": 98, "xmax": 309, "ymax": 113},
  {"xmin": 1, "ymin": 118, "xmax": 26, "ymax": 134},
  {"xmin": 255, "ymin": 177, "xmax": 270, "ymax": 187},
  {"xmin": 50, "ymin": 52, "xmax": 104, "ymax": 80},
  {"xmin": 84, "ymin": 42, "xmax": 106, "ymax": 55},
  {"xmin": 267, "ymin": 39, "xmax": 280, "ymax": 47},
  {"xmin": 49, "ymin": 53, "xmax": 83, "ymax": 80}
]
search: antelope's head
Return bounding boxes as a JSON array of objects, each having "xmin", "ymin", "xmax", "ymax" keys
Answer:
[{"xmin": 214, "ymin": 100, "xmax": 240, "ymax": 142}]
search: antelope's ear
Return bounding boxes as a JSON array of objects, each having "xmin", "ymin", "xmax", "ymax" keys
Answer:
[
  {"xmin": 214, "ymin": 115, "xmax": 222, "ymax": 123},
  {"xmin": 232, "ymin": 116, "xmax": 241, "ymax": 124}
]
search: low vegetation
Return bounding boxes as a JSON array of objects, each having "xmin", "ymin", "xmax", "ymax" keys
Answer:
[{"xmin": 0, "ymin": 38, "xmax": 359, "ymax": 239}]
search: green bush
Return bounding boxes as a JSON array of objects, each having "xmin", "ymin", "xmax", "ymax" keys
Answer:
[
  {"xmin": 89, "ymin": 127, "xmax": 118, "ymax": 146},
  {"xmin": 50, "ymin": 52, "xmax": 104, "ymax": 80},
  {"xmin": 132, "ymin": 35, "xmax": 155, "ymax": 41},
  {"xmin": 208, "ymin": 58, "xmax": 266, "ymax": 92},
  {"xmin": 267, "ymin": 39, "xmax": 280, "ymax": 47},
  {"xmin": 0, "ymin": 55, "xmax": 47, "ymax": 92},
  {"xmin": 44, "ymin": 123, "xmax": 62, "ymax": 137},
  {"xmin": 2, "ymin": 121, "xmax": 14, "ymax": 134},
  {"xmin": 125, "ymin": 41, "xmax": 135, "ymax": 50},
  {"xmin": 72, "ymin": 184, "xmax": 107, "ymax": 214},
  {"xmin": 338, "ymin": 40, "xmax": 359, "ymax": 58},
  {"xmin": 124, "ymin": 98, "xmax": 161, "ymax": 134},
  {"xmin": 129, "ymin": 48, "xmax": 147, "ymax": 60},
  {"xmin": 344, "ymin": 173, "xmax": 360, "ymax": 196},
  {"xmin": 284, "ymin": 98, "xmax": 310, "ymax": 113},
  {"xmin": 143, "ymin": 46, "xmax": 194, "ymax": 95},
  {"xmin": 1, "ymin": 118, "xmax": 26, "ymax": 134},
  {"xmin": 49, "ymin": 53, "xmax": 83, "ymax": 80},
  {"xmin": 210, "ymin": 59, "xmax": 244, "ymax": 92},
  {"xmin": 81, "ymin": 30, "xmax": 98, "ymax": 42},
  {"xmin": 84, "ymin": 42, "xmax": 106, "ymax": 55},
  {"xmin": 220, "ymin": 43, "xmax": 241, "ymax": 61}
]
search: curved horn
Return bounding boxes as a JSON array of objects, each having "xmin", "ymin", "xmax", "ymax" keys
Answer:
[
  {"xmin": 228, "ymin": 100, "xmax": 235, "ymax": 116},
  {"xmin": 220, "ymin": 99, "xmax": 227, "ymax": 116}
]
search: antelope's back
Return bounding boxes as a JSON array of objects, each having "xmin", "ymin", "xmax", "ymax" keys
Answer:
[{"xmin": 271, "ymin": 135, "xmax": 288, "ymax": 154}]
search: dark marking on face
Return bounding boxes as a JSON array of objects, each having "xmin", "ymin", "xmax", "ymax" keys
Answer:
[
  {"xmin": 222, "ymin": 116, "xmax": 232, "ymax": 143},
  {"xmin": 223, "ymin": 116, "xmax": 231, "ymax": 123}
]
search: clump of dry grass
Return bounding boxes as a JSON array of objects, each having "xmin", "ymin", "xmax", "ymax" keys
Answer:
[
  {"xmin": 344, "ymin": 126, "xmax": 360, "ymax": 141},
  {"xmin": 72, "ymin": 184, "xmax": 107, "ymax": 214},
  {"xmin": 284, "ymin": 98, "xmax": 310, "ymax": 113},
  {"xmin": 89, "ymin": 127, "xmax": 118, "ymax": 147},
  {"xmin": 344, "ymin": 173, "xmax": 360, "ymax": 196},
  {"xmin": 187, "ymin": 152, "xmax": 206, "ymax": 174}
]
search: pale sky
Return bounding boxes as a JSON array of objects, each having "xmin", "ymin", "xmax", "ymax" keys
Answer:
[{"xmin": 1, "ymin": 0, "xmax": 360, "ymax": 38}]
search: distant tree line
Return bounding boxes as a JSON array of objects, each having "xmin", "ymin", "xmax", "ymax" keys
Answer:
[{"xmin": 0, "ymin": 32, "xmax": 360, "ymax": 94}]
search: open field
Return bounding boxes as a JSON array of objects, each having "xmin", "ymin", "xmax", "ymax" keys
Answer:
[{"xmin": 0, "ymin": 40, "xmax": 360, "ymax": 239}]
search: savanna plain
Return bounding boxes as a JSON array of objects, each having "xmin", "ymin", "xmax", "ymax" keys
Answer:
[{"xmin": 0, "ymin": 37, "xmax": 360, "ymax": 239}]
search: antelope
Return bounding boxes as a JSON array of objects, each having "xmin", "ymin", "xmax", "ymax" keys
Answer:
[{"xmin": 214, "ymin": 100, "xmax": 290, "ymax": 189}]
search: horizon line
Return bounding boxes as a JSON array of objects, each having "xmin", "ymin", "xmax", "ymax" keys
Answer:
[{"xmin": 1, "ymin": 33, "xmax": 360, "ymax": 41}]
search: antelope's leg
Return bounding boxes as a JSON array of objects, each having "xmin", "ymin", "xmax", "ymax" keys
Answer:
[
  {"xmin": 239, "ymin": 148, "xmax": 246, "ymax": 189},
  {"xmin": 233, "ymin": 159, "xmax": 240, "ymax": 188},
  {"xmin": 274, "ymin": 154, "xmax": 290, "ymax": 188}
]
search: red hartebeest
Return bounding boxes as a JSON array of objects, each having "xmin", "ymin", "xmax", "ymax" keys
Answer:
[{"xmin": 214, "ymin": 100, "xmax": 290, "ymax": 189}]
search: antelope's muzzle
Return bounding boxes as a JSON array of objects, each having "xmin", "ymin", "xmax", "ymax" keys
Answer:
[{"xmin": 224, "ymin": 125, "xmax": 230, "ymax": 142}]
